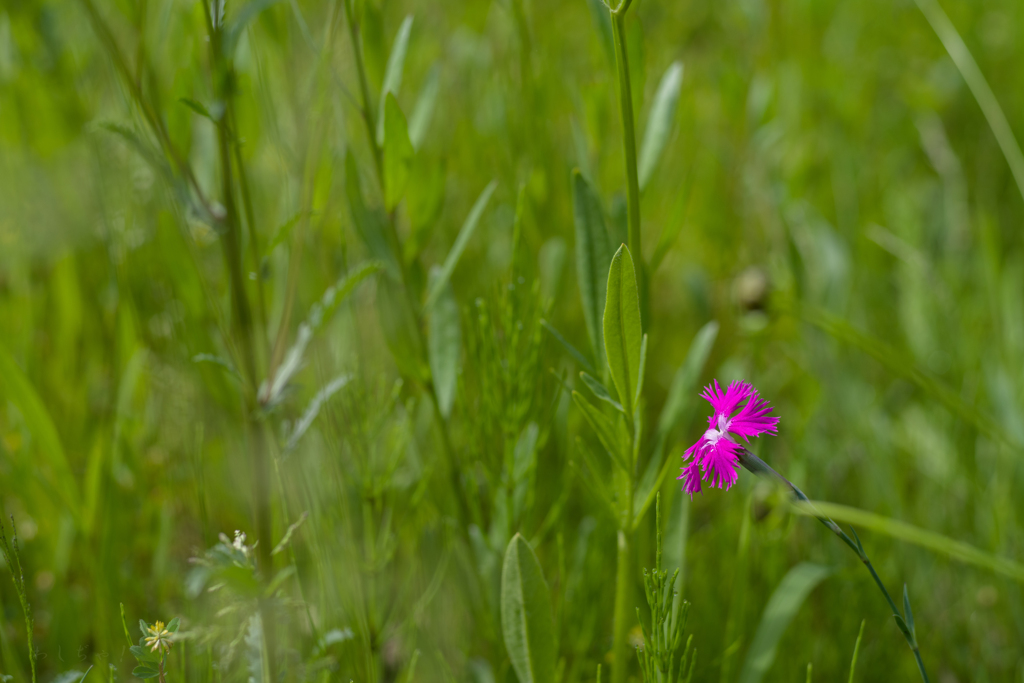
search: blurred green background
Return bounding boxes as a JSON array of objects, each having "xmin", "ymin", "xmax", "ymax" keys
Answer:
[{"xmin": 1, "ymin": 0, "xmax": 1023, "ymax": 680}]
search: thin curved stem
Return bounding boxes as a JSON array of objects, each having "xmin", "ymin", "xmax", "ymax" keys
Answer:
[{"xmin": 737, "ymin": 449, "xmax": 930, "ymax": 683}]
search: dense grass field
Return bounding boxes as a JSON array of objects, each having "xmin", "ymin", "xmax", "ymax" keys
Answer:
[{"xmin": 2, "ymin": 0, "xmax": 1024, "ymax": 680}]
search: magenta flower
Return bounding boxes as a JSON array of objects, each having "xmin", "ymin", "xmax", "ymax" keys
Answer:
[{"xmin": 679, "ymin": 380, "xmax": 779, "ymax": 496}]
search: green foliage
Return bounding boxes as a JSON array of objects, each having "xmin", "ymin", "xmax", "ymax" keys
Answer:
[
  {"xmin": 3, "ymin": 0, "xmax": 1024, "ymax": 680},
  {"xmin": 602, "ymin": 245, "xmax": 643, "ymax": 418},
  {"xmin": 737, "ymin": 564, "xmax": 832, "ymax": 683},
  {"xmin": 500, "ymin": 534, "xmax": 557, "ymax": 683}
]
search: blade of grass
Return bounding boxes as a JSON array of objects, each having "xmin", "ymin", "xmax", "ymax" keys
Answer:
[
  {"xmin": 913, "ymin": 0, "xmax": 1024, "ymax": 204},
  {"xmin": 792, "ymin": 500, "xmax": 1024, "ymax": 583}
]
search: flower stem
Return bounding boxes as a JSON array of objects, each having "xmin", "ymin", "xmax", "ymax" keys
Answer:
[
  {"xmin": 610, "ymin": 6, "xmax": 642, "ymax": 270},
  {"xmin": 612, "ymin": 467, "xmax": 635, "ymax": 683},
  {"xmin": 737, "ymin": 449, "xmax": 930, "ymax": 683},
  {"xmin": 612, "ymin": 525, "xmax": 634, "ymax": 683}
]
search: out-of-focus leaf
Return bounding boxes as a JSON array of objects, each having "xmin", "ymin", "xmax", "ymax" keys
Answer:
[
  {"xmin": 541, "ymin": 320, "xmax": 595, "ymax": 375},
  {"xmin": 500, "ymin": 534, "xmax": 557, "ymax": 683},
  {"xmin": 378, "ymin": 276, "xmax": 429, "ymax": 383},
  {"xmin": 0, "ymin": 344, "xmax": 79, "ymax": 515},
  {"xmin": 285, "ymin": 375, "xmax": 352, "ymax": 452},
  {"xmin": 656, "ymin": 320, "xmax": 719, "ymax": 443},
  {"xmin": 572, "ymin": 170, "xmax": 612, "ymax": 363},
  {"xmin": 424, "ymin": 180, "xmax": 498, "ymax": 308},
  {"xmin": 179, "ymin": 97, "xmax": 216, "ymax": 122},
  {"xmin": 579, "ymin": 372, "xmax": 622, "ymax": 413},
  {"xmin": 383, "ymin": 94, "xmax": 414, "ymax": 211},
  {"xmin": 260, "ymin": 262, "xmax": 381, "ymax": 406},
  {"xmin": 345, "ymin": 151, "xmax": 398, "ymax": 274},
  {"xmin": 738, "ymin": 563, "xmax": 831, "ymax": 683},
  {"xmin": 602, "ymin": 245, "xmax": 642, "ymax": 417},
  {"xmin": 638, "ymin": 61, "xmax": 684, "ymax": 191},
  {"xmin": 409, "ymin": 64, "xmax": 439, "ymax": 149},
  {"xmin": 792, "ymin": 500, "xmax": 1024, "ymax": 582},
  {"xmin": 427, "ymin": 266, "xmax": 461, "ymax": 418},
  {"xmin": 572, "ymin": 391, "xmax": 629, "ymax": 472},
  {"xmin": 225, "ymin": 0, "xmax": 283, "ymax": 55},
  {"xmin": 376, "ymin": 15, "xmax": 414, "ymax": 144}
]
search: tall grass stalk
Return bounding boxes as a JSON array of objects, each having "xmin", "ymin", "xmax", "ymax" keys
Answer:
[
  {"xmin": 737, "ymin": 449, "xmax": 930, "ymax": 683},
  {"xmin": 608, "ymin": 0, "xmax": 644, "ymax": 316},
  {"xmin": 0, "ymin": 519, "xmax": 35, "ymax": 683},
  {"xmin": 341, "ymin": 0, "xmax": 472, "ymax": 530}
]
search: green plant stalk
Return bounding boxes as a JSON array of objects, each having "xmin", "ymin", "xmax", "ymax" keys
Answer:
[
  {"xmin": 343, "ymin": 0, "xmax": 473, "ymax": 530},
  {"xmin": 611, "ymin": 466, "xmax": 635, "ymax": 683},
  {"xmin": 737, "ymin": 449, "xmax": 930, "ymax": 683},
  {"xmin": 202, "ymin": 6, "xmax": 277, "ymax": 680},
  {"xmin": 610, "ymin": 7, "xmax": 642, "ymax": 272},
  {"xmin": 0, "ymin": 520, "xmax": 35, "ymax": 683}
]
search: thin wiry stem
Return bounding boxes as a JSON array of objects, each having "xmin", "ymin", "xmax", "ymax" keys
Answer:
[{"xmin": 737, "ymin": 449, "xmax": 930, "ymax": 683}]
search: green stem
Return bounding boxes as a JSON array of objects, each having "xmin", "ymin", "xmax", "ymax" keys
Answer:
[
  {"xmin": 343, "ymin": 0, "xmax": 472, "ymax": 532},
  {"xmin": 611, "ymin": 485, "xmax": 635, "ymax": 683},
  {"xmin": 610, "ymin": 8, "xmax": 642, "ymax": 267},
  {"xmin": 737, "ymin": 449, "xmax": 929, "ymax": 683}
]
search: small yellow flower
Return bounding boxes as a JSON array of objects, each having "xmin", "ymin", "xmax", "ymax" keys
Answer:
[{"xmin": 145, "ymin": 621, "xmax": 172, "ymax": 654}]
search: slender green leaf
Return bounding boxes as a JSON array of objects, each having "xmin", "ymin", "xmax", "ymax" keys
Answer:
[
  {"xmin": 848, "ymin": 619, "xmax": 865, "ymax": 683},
  {"xmin": 285, "ymin": 375, "xmax": 352, "ymax": 452},
  {"xmin": 179, "ymin": 97, "xmax": 216, "ymax": 121},
  {"xmin": 225, "ymin": 0, "xmax": 283, "ymax": 54},
  {"xmin": 383, "ymin": 93, "xmax": 414, "ymax": 211},
  {"xmin": 572, "ymin": 391, "xmax": 629, "ymax": 472},
  {"xmin": 501, "ymin": 534, "xmax": 557, "ymax": 683},
  {"xmin": 512, "ymin": 422, "xmax": 540, "ymax": 483},
  {"xmin": 631, "ymin": 447, "xmax": 676, "ymax": 528},
  {"xmin": 427, "ymin": 266, "xmax": 461, "ymax": 418},
  {"xmin": 0, "ymin": 344, "xmax": 79, "ymax": 515},
  {"xmin": 378, "ymin": 275, "xmax": 429, "ymax": 383},
  {"xmin": 409, "ymin": 64, "xmax": 440, "ymax": 149},
  {"xmin": 638, "ymin": 61, "xmax": 683, "ymax": 191},
  {"xmin": 913, "ymin": 0, "xmax": 1024, "ymax": 204},
  {"xmin": 376, "ymin": 15, "xmax": 414, "ymax": 144},
  {"xmin": 738, "ymin": 563, "xmax": 832, "ymax": 683},
  {"xmin": 541, "ymin": 320, "xmax": 596, "ymax": 375},
  {"xmin": 656, "ymin": 320, "xmax": 719, "ymax": 442},
  {"xmin": 579, "ymin": 372, "xmax": 623, "ymax": 413},
  {"xmin": 571, "ymin": 170, "xmax": 612, "ymax": 361},
  {"xmin": 260, "ymin": 262, "xmax": 381, "ymax": 406},
  {"xmin": 602, "ymin": 245, "xmax": 642, "ymax": 417},
  {"xmin": 424, "ymin": 180, "xmax": 498, "ymax": 308},
  {"xmin": 793, "ymin": 500, "xmax": 1024, "ymax": 582},
  {"xmin": 345, "ymin": 151, "xmax": 398, "ymax": 274}
]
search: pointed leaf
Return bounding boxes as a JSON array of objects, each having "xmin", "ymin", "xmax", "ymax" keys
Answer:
[
  {"xmin": 501, "ymin": 534, "xmax": 556, "ymax": 683},
  {"xmin": 571, "ymin": 170, "xmax": 612, "ymax": 361},
  {"xmin": 579, "ymin": 372, "xmax": 623, "ymax": 413},
  {"xmin": 383, "ymin": 93, "xmax": 414, "ymax": 211},
  {"xmin": 427, "ymin": 266, "xmax": 461, "ymax": 418},
  {"xmin": 378, "ymin": 276, "xmax": 429, "ymax": 383},
  {"xmin": 902, "ymin": 584, "xmax": 915, "ymax": 635},
  {"xmin": 634, "ymin": 333, "xmax": 648, "ymax": 409},
  {"xmin": 738, "ymin": 563, "xmax": 832, "ymax": 683},
  {"xmin": 409, "ymin": 64, "xmax": 440, "ymax": 149},
  {"xmin": 638, "ymin": 61, "xmax": 684, "ymax": 191},
  {"xmin": 602, "ymin": 245, "xmax": 642, "ymax": 417},
  {"xmin": 376, "ymin": 15, "xmax": 414, "ymax": 144},
  {"xmin": 424, "ymin": 180, "xmax": 497, "ymax": 308},
  {"xmin": 345, "ymin": 151, "xmax": 398, "ymax": 274},
  {"xmin": 541, "ymin": 320, "xmax": 596, "ymax": 375},
  {"xmin": 572, "ymin": 391, "xmax": 629, "ymax": 472},
  {"xmin": 656, "ymin": 321, "xmax": 719, "ymax": 442},
  {"xmin": 132, "ymin": 667, "xmax": 160, "ymax": 680},
  {"xmin": 0, "ymin": 344, "xmax": 79, "ymax": 515}
]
